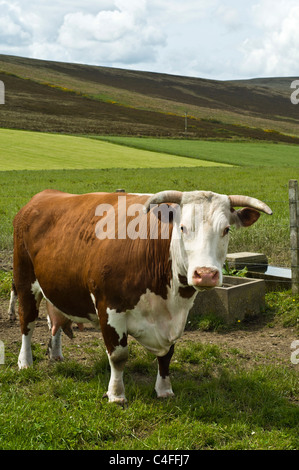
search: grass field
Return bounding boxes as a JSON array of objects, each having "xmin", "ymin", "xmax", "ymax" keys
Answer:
[
  {"xmin": 0, "ymin": 129, "xmax": 231, "ymax": 170},
  {"xmin": 0, "ymin": 326, "xmax": 298, "ymax": 450},
  {"xmin": 95, "ymin": 136, "xmax": 299, "ymax": 167}
]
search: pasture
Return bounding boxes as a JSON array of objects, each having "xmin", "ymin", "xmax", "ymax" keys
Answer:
[
  {"xmin": 0, "ymin": 129, "xmax": 230, "ymax": 170},
  {"xmin": 0, "ymin": 130, "xmax": 298, "ymax": 450},
  {"xmin": 0, "ymin": 309, "xmax": 298, "ymax": 450},
  {"xmin": 95, "ymin": 136, "xmax": 299, "ymax": 167}
]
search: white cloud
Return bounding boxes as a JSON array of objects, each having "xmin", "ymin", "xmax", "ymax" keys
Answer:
[
  {"xmin": 56, "ymin": 0, "xmax": 166, "ymax": 64},
  {"xmin": 241, "ymin": 0, "xmax": 299, "ymax": 77},
  {"xmin": 0, "ymin": 0, "xmax": 299, "ymax": 79},
  {"xmin": 215, "ymin": 5, "xmax": 242, "ymax": 31},
  {"xmin": 0, "ymin": 1, "xmax": 31, "ymax": 46}
]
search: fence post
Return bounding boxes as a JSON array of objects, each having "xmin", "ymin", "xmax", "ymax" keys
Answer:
[
  {"xmin": 0, "ymin": 80, "xmax": 4, "ymax": 104},
  {"xmin": 289, "ymin": 179, "xmax": 299, "ymax": 295},
  {"xmin": 0, "ymin": 340, "xmax": 4, "ymax": 365}
]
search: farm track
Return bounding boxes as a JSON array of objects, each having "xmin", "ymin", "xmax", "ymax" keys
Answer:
[
  {"xmin": 0, "ymin": 297, "xmax": 296, "ymax": 372},
  {"xmin": 0, "ymin": 250, "xmax": 12, "ymax": 272}
]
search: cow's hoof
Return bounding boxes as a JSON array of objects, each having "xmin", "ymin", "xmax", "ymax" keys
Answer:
[
  {"xmin": 103, "ymin": 392, "xmax": 127, "ymax": 408},
  {"xmin": 18, "ymin": 355, "xmax": 33, "ymax": 370},
  {"xmin": 51, "ymin": 356, "xmax": 64, "ymax": 362},
  {"xmin": 18, "ymin": 362, "xmax": 32, "ymax": 370},
  {"xmin": 48, "ymin": 353, "xmax": 64, "ymax": 362},
  {"xmin": 157, "ymin": 391, "xmax": 175, "ymax": 399}
]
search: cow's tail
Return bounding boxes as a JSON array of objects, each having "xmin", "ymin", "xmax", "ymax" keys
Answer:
[{"xmin": 8, "ymin": 280, "xmax": 17, "ymax": 321}]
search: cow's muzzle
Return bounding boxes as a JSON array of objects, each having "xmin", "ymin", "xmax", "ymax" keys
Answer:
[{"xmin": 192, "ymin": 267, "xmax": 220, "ymax": 288}]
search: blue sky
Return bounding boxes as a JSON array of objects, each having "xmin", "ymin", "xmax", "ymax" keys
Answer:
[{"xmin": 0, "ymin": 0, "xmax": 299, "ymax": 80}]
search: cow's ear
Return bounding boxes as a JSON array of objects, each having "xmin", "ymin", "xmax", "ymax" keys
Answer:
[
  {"xmin": 151, "ymin": 203, "xmax": 179, "ymax": 224},
  {"xmin": 231, "ymin": 207, "xmax": 260, "ymax": 227}
]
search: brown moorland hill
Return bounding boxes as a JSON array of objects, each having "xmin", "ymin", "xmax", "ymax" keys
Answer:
[{"xmin": 0, "ymin": 54, "xmax": 299, "ymax": 141}]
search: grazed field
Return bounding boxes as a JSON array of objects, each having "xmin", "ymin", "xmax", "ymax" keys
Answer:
[
  {"xmin": 95, "ymin": 136, "xmax": 299, "ymax": 167},
  {"xmin": 0, "ymin": 129, "xmax": 229, "ymax": 171}
]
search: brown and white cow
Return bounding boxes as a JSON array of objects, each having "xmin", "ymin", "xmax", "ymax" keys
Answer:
[{"xmin": 11, "ymin": 189, "xmax": 272, "ymax": 404}]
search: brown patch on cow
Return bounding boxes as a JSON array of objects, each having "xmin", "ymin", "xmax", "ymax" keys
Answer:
[
  {"xmin": 92, "ymin": 195, "xmax": 174, "ymax": 312},
  {"xmin": 178, "ymin": 274, "xmax": 196, "ymax": 299},
  {"xmin": 12, "ymin": 191, "xmax": 174, "ymax": 343},
  {"xmin": 157, "ymin": 344, "xmax": 175, "ymax": 379},
  {"xmin": 178, "ymin": 274, "xmax": 188, "ymax": 286},
  {"xmin": 178, "ymin": 286, "xmax": 196, "ymax": 299},
  {"xmin": 98, "ymin": 307, "xmax": 128, "ymax": 356}
]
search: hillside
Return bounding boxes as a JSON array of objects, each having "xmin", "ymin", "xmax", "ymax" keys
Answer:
[{"xmin": 0, "ymin": 54, "xmax": 299, "ymax": 142}]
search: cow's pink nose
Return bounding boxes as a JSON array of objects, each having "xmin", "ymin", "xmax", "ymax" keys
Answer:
[{"xmin": 192, "ymin": 267, "xmax": 220, "ymax": 287}]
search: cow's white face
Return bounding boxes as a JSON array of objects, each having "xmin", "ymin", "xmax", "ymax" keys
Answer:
[
  {"xmin": 144, "ymin": 189, "xmax": 271, "ymax": 290},
  {"xmin": 170, "ymin": 191, "xmax": 260, "ymax": 289}
]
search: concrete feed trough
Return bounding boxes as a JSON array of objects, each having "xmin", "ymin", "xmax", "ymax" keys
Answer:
[{"xmin": 190, "ymin": 275, "xmax": 265, "ymax": 323}]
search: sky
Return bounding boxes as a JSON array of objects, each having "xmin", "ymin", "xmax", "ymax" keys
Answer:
[{"xmin": 1, "ymin": 0, "xmax": 299, "ymax": 80}]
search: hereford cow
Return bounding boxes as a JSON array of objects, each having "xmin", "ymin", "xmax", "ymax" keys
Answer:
[{"xmin": 11, "ymin": 189, "xmax": 272, "ymax": 404}]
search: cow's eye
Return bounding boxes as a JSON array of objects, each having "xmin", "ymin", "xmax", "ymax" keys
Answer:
[
  {"xmin": 180, "ymin": 225, "xmax": 188, "ymax": 235},
  {"xmin": 223, "ymin": 226, "xmax": 231, "ymax": 236}
]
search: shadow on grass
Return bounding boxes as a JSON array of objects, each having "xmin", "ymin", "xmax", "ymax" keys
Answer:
[
  {"xmin": 1, "ymin": 338, "xmax": 298, "ymax": 450},
  {"xmin": 47, "ymin": 343, "xmax": 298, "ymax": 434}
]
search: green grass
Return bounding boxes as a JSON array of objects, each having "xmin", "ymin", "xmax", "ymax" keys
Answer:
[
  {"xmin": 0, "ymin": 335, "xmax": 298, "ymax": 450},
  {"xmin": 0, "ymin": 129, "xmax": 231, "ymax": 170},
  {"xmin": 266, "ymin": 291, "xmax": 299, "ymax": 329},
  {"xmin": 95, "ymin": 136, "xmax": 299, "ymax": 167},
  {"xmin": 0, "ymin": 271, "xmax": 12, "ymax": 298}
]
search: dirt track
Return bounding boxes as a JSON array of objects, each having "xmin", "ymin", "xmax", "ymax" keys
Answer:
[{"xmin": 0, "ymin": 297, "xmax": 297, "ymax": 370}]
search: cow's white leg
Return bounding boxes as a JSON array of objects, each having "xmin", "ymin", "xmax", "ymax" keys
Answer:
[
  {"xmin": 106, "ymin": 345, "xmax": 128, "ymax": 404},
  {"xmin": 100, "ymin": 307, "xmax": 128, "ymax": 405},
  {"xmin": 155, "ymin": 372, "xmax": 174, "ymax": 398},
  {"xmin": 8, "ymin": 288, "xmax": 17, "ymax": 321},
  {"xmin": 47, "ymin": 313, "xmax": 64, "ymax": 361},
  {"xmin": 155, "ymin": 345, "xmax": 175, "ymax": 398},
  {"xmin": 48, "ymin": 327, "xmax": 63, "ymax": 361},
  {"xmin": 18, "ymin": 321, "xmax": 36, "ymax": 369}
]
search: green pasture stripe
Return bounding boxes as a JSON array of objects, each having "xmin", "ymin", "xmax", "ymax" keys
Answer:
[
  {"xmin": 0, "ymin": 129, "xmax": 231, "ymax": 170},
  {"xmin": 95, "ymin": 136, "xmax": 299, "ymax": 167}
]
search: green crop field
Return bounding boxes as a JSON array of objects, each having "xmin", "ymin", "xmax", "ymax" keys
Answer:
[
  {"xmin": 0, "ymin": 129, "xmax": 231, "ymax": 171},
  {"xmin": 95, "ymin": 135, "xmax": 299, "ymax": 167}
]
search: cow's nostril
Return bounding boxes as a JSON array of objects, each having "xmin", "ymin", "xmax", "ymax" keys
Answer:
[{"xmin": 192, "ymin": 267, "xmax": 219, "ymax": 287}]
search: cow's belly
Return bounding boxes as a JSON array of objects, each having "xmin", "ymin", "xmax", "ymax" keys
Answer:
[
  {"xmin": 31, "ymin": 279, "xmax": 97, "ymax": 325},
  {"xmin": 126, "ymin": 288, "xmax": 196, "ymax": 357}
]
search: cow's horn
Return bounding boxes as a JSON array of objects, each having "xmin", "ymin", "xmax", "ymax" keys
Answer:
[
  {"xmin": 143, "ymin": 190, "xmax": 183, "ymax": 213},
  {"xmin": 229, "ymin": 195, "xmax": 273, "ymax": 215}
]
